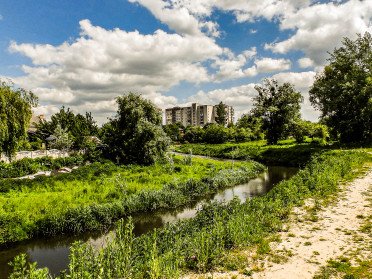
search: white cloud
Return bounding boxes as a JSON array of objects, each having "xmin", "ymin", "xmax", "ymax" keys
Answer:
[
  {"xmin": 298, "ymin": 57, "xmax": 314, "ymax": 68},
  {"xmin": 8, "ymin": 19, "xmax": 225, "ymax": 122},
  {"xmin": 255, "ymin": 57, "xmax": 291, "ymax": 73},
  {"xmin": 265, "ymin": 0, "xmax": 372, "ymax": 66},
  {"xmin": 0, "ymin": 14, "xmax": 3, "ymax": 21}
]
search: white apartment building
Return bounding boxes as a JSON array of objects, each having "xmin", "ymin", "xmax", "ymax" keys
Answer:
[{"xmin": 165, "ymin": 103, "xmax": 234, "ymax": 127}]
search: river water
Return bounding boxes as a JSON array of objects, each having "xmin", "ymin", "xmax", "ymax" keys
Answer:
[{"xmin": 0, "ymin": 166, "xmax": 298, "ymax": 278}]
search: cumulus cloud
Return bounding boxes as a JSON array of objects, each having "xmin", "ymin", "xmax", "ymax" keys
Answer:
[
  {"xmin": 298, "ymin": 57, "xmax": 314, "ymax": 68},
  {"xmin": 255, "ymin": 57, "xmax": 291, "ymax": 73},
  {"xmin": 265, "ymin": 0, "xmax": 372, "ymax": 66},
  {"xmin": 8, "ymin": 19, "xmax": 225, "ymax": 122}
]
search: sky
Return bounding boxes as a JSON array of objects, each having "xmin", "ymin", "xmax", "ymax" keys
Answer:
[{"xmin": 0, "ymin": 0, "xmax": 371, "ymax": 124}]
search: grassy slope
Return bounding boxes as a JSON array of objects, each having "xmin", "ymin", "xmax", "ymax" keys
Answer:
[
  {"xmin": 0, "ymin": 155, "xmax": 264, "ymax": 245},
  {"xmin": 9, "ymin": 150, "xmax": 371, "ymax": 278},
  {"xmin": 174, "ymin": 139, "xmax": 328, "ymax": 167}
]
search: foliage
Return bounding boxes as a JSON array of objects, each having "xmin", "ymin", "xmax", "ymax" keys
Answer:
[
  {"xmin": 36, "ymin": 107, "xmax": 98, "ymax": 149},
  {"xmin": 309, "ymin": 32, "xmax": 372, "ymax": 143},
  {"xmin": 253, "ymin": 79, "xmax": 303, "ymax": 145},
  {"xmin": 292, "ymin": 120, "xmax": 329, "ymax": 144},
  {"xmin": 101, "ymin": 93, "xmax": 170, "ymax": 165},
  {"xmin": 215, "ymin": 101, "xmax": 227, "ymax": 125},
  {"xmin": 236, "ymin": 113, "xmax": 264, "ymax": 140},
  {"xmin": 49, "ymin": 124, "xmax": 73, "ymax": 151},
  {"xmin": 203, "ymin": 123, "xmax": 229, "ymax": 144},
  {"xmin": 10, "ymin": 150, "xmax": 370, "ymax": 278},
  {"xmin": 0, "ymin": 155, "xmax": 84, "ymax": 179},
  {"xmin": 183, "ymin": 126, "xmax": 205, "ymax": 143},
  {"xmin": 163, "ymin": 123, "xmax": 184, "ymax": 142},
  {"xmin": 0, "ymin": 81, "xmax": 38, "ymax": 159},
  {"xmin": 0, "ymin": 156, "xmax": 263, "ymax": 244}
]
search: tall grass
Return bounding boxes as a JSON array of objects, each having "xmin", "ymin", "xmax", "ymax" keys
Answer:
[
  {"xmin": 9, "ymin": 150, "xmax": 371, "ymax": 278},
  {"xmin": 0, "ymin": 156, "xmax": 264, "ymax": 245}
]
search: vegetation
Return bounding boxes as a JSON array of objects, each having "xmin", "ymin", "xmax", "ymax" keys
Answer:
[
  {"xmin": 0, "ymin": 81, "xmax": 38, "ymax": 159},
  {"xmin": 9, "ymin": 150, "xmax": 370, "ymax": 278},
  {"xmin": 253, "ymin": 79, "xmax": 303, "ymax": 145},
  {"xmin": 0, "ymin": 155, "xmax": 264, "ymax": 245},
  {"xmin": 0, "ymin": 155, "xmax": 85, "ymax": 179},
  {"xmin": 215, "ymin": 101, "xmax": 228, "ymax": 125},
  {"xmin": 175, "ymin": 140, "xmax": 327, "ymax": 167},
  {"xmin": 310, "ymin": 32, "xmax": 372, "ymax": 143},
  {"xmin": 101, "ymin": 93, "xmax": 170, "ymax": 165},
  {"xmin": 35, "ymin": 107, "xmax": 98, "ymax": 150}
]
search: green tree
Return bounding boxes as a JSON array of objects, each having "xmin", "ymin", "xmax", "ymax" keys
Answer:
[
  {"xmin": 215, "ymin": 101, "xmax": 227, "ymax": 125},
  {"xmin": 309, "ymin": 32, "xmax": 372, "ymax": 143},
  {"xmin": 36, "ymin": 107, "xmax": 98, "ymax": 149},
  {"xmin": 203, "ymin": 123, "xmax": 228, "ymax": 144},
  {"xmin": 102, "ymin": 93, "xmax": 170, "ymax": 165},
  {"xmin": 163, "ymin": 123, "xmax": 184, "ymax": 142},
  {"xmin": 49, "ymin": 124, "xmax": 73, "ymax": 151},
  {"xmin": 0, "ymin": 81, "xmax": 38, "ymax": 159},
  {"xmin": 183, "ymin": 126, "xmax": 205, "ymax": 143},
  {"xmin": 236, "ymin": 113, "xmax": 264, "ymax": 140},
  {"xmin": 253, "ymin": 79, "xmax": 303, "ymax": 145}
]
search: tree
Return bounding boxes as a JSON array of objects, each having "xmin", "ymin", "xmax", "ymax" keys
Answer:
[
  {"xmin": 215, "ymin": 101, "xmax": 227, "ymax": 125},
  {"xmin": 203, "ymin": 123, "xmax": 228, "ymax": 144},
  {"xmin": 309, "ymin": 32, "xmax": 372, "ymax": 143},
  {"xmin": 0, "ymin": 81, "xmax": 38, "ymax": 159},
  {"xmin": 49, "ymin": 124, "xmax": 73, "ymax": 151},
  {"xmin": 163, "ymin": 123, "xmax": 184, "ymax": 142},
  {"xmin": 102, "ymin": 93, "xmax": 170, "ymax": 165},
  {"xmin": 236, "ymin": 113, "xmax": 264, "ymax": 140},
  {"xmin": 36, "ymin": 107, "xmax": 98, "ymax": 149},
  {"xmin": 183, "ymin": 126, "xmax": 204, "ymax": 143},
  {"xmin": 253, "ymin": 79, "xmax": 303, "ymax": 145}
]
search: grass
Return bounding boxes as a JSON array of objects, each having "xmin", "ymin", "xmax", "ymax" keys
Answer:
[
  {"xmin": 8, "ymin": 150, "xmax": 371, "ymax": 278},
  {"xmin": 0, "ymin": 155, "xmax": 264, "ymax": 245},
  {"xmin": 174, "ymin": 139, "xmax": 328, "ymax": 167}
]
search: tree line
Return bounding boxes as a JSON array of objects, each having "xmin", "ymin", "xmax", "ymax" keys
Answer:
[{"xmin": 0, "ymin": 32, "xmax": 371, "ymax": 165}]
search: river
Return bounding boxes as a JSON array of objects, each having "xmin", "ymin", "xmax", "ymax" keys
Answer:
[{"xmin": 0, "ymin": 165, "xmax": 298, "ymax": 278}]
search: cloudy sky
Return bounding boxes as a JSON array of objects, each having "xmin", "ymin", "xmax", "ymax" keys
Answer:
[{"xmin": 1, "ymin": 0, "xmax": 371, "ymax": 124}]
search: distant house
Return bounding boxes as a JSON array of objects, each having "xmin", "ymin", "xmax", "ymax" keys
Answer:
[{"xmin": 28, "ymin": 114, "xmax": 46, "ymax": 133}]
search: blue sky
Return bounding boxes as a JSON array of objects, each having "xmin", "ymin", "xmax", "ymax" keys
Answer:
[{"xmin": 0, "ymin": 0, "xmax": 371, "ymax": 123}]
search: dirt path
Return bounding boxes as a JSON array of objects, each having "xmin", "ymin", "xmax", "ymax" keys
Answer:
[{"xmin": 186, "ymin": 166, "xmax": 372, "ymax": 279}]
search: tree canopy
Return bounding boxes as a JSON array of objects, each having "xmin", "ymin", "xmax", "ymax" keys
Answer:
[
  {"xmin": 102, "ymin": 93, "xmax": 170, "ymax": 165},
  {"xmin": 36, "ymin": 107, "xmax": 98, "ymax": 149},
  {"xmin": 253, "ymin": 79, "xmax": 303, "ymax": 144},
  {"xmin": 215, "ymin": 101, "xmax": 227, "ymax": 125},
  {"xmin": 0, "ymin": 81, "xmax": 38, "ymax": 159},
  {"xmin": 309, "ymin": 32, "xmax": 372, "ymax": 143}
]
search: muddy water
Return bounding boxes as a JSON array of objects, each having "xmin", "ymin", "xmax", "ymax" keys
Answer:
[{"xmin": 0, "ymin": 166, "xmax": 298, "ymax": 278}]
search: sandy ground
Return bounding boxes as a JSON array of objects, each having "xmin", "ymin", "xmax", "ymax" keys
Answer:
[{"xmin": 185, "ymin": 165, "xmax": 372, "ymax": 279}]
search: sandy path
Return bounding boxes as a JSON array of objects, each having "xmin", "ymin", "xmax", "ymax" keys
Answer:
[
  {"xmin": 185, "ymin": 166, "xmax": 372, "ymax": 279},
  {"xmin": 250, "ymin": 167, "xmax": 372, "ymax": 279}
]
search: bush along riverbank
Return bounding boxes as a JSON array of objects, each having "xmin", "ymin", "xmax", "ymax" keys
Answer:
[
  {"xmin": 174, "ymin": 140, "xmax": 329, "ymax": 167},
  {"xmin": 0, "ymin": 155, "xmax": 264, "ymax": 245},
  {"xmin": 8, "ymin": 150, "xmax": 371, "ymax": 278}
]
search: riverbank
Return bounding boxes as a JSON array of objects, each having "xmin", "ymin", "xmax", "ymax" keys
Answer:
[
  {"xmin": 184, "ymin": 163, "xmax": 372, "ymax": 279},
  {"xmin": 0, "ymin": 155, "xmax": 264, "ymax": 245},
  {"xmin": 7, "ymin": 150, "xmax": 370, "ymax": 278}
]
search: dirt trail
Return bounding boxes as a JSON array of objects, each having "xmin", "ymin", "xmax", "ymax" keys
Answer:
[{"xmin": 187, "ymin": 166, "xmax": 372, "ymax": 279}]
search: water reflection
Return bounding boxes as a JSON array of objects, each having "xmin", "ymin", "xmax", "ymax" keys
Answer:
[{"xmin": 0, "ymin": 166, "xmax": 297, "ymax": 278}]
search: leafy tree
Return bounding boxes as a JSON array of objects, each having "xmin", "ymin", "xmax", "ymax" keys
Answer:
[
  {"xmin": 163, "ymin": 123, "xmax": 184, "ymax": 142},
  {"xmin": 49, "ymin": 124, "xmax": 73, "ymax": 151},
  {"xmin": 309, "ymin": 32, "xmax": 372, "ymax": 143},
  {"xmin": 102, "ymin": 93, "xmax": 170, "ymax": 165},
  {"xmin": 183, "ymin": 126, "xmax": 204, "ymax": 143},
  {"xmin": 215, "ymin": 101, "xmax": 227, "ymax": 125},
  {"xmin": 236, "ymin": 113, "xmax": 264, "ymax": 140},
  {"xmin": 253, "ymin": 79, "xmax": 303, "ymax": 144},
  {"xmin": 0, "ymin": 81, "xmax": 38, "ymax": 159},
  {"xmin": 203, "ymin": 123, "xmax": 228, "ymax": 144},
  {"xmin": 36, "ymin": 107, "xmax": 98, "ymax": 149}
]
